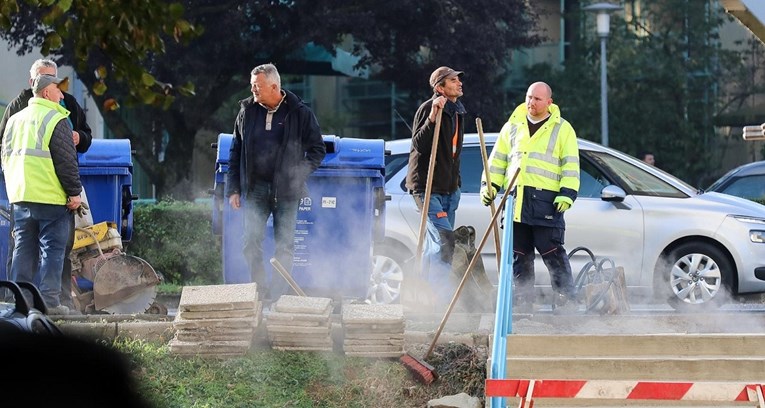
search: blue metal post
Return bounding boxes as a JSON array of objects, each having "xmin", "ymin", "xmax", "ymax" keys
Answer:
[{"xmin": 490, "ymin": 196, "xmax": 514, "ymax": 408}]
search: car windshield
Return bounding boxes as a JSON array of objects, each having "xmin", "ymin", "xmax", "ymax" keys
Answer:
[
  {"xmin": 385, "ymin": 153, "xmax": 408, "ymax": 183},
  {"xmin": 587, "ymin": 151, "xmax": 689, "ymax": 198},
  {"xmin": 706, "ymin": 167, "xmax": 741, "ymax": 191},
  {"xmin": 714, "ymin": 175, "xmax": 765, "ymax": 200}
]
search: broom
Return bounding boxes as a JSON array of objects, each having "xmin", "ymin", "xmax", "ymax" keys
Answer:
[
  {"xmin": 400, "ymin": 108, "xmax": 443, "ymax": 385},
  {"xmin": 403, "ymin": 167, "xmax": 520, "ymax": 385}
]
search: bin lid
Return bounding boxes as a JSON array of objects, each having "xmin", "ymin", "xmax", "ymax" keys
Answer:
[
  {"xmin": 321, "ymin": 135, "xmax": 385, "ymax": 170},
  {"xmin": 216, "ymin": 133, "xmax": 234, "ymax": 165},
  {"xmin": 78, "ymin": 139, "xmax": 133, "ymax": 168},
  {"xmin": 216, "ymin": 134, "xmax": 385, "ymax": 170}
]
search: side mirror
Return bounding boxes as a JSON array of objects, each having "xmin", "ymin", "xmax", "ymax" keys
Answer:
[{"xmin": 601, "ymin": 185, "xmax": 626, "ymax": 202}]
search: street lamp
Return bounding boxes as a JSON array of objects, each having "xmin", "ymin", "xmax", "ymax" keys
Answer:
[{"xmin": 583, "ymin": 2, "xmax": 622, "ymax": 147}]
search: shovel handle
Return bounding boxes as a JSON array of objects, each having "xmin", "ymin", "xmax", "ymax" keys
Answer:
[
  {"xmin": 425, "ymin": 167, "xmax": 520, "ymax": 360},
  {"xmin": 476, "ymin": 118, "xmax": 502, "ymax": 273},
  {"xmin": 270, "ymin": 258, "xmax": 306, "ymax": 297},
  {"xmin": 414, "ymin": 108, "xmax": 444, "ymax": 275}
]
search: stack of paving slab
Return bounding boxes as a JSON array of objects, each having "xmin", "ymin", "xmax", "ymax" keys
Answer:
[
  {"xmin": 265, "ymin": 295, "xmax": 333, "ymax": 351},
  {"xmin": 341, "ymin": 303, "xmax": 405, "ymax": 358},
  {"xmin": 168, "ymin": 283, "xmax": 262, "ymax": 357}
]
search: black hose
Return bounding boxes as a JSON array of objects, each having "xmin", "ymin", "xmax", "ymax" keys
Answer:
[{"xmin": 570, "ymin": 246, "xmax": 620, "ymax": 314}]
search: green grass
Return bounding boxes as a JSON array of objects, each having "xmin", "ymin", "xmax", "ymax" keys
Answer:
[
  {"xmin": 156, "ymin": 282, "xmax": 183, "ymax": 296},
  {"xmin": 114, "ymin": 338, "xmax": 486, "ymax": 408}
]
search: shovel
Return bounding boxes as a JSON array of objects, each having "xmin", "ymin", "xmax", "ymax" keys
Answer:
[{"xmin": 476, "ymin": 117, "xmax": 502, "ymax": 274}]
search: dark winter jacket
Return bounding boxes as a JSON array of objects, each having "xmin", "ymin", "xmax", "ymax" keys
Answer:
[
  {"xmin": 49, "ymin": 119, "xmax": 83, "ymax": 197},
  {"xmin": 0, "ymin": 89, "xmax": 93, "ymax": 154},
  {"xmin": 226, "ymin": 90, "xmax": 326, "ymax": 201},
  {"xmin": 405, "ymin": 95, "xmax": 466, "ymax": 194}
]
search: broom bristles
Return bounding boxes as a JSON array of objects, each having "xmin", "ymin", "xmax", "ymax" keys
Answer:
[{"xmin": 400, "ymin": 353, "xmax": 437, "ymax": 385}]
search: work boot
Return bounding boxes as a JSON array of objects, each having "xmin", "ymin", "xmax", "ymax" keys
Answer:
[{"xmin": 552, "ymin": 293, "xmax": 579, "ymax": 315}]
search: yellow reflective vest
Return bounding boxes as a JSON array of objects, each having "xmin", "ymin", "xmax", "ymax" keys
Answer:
[
  {"xmin": 483, "ymin": 102, "xmax": 580, "ymax": 223},
  {"xmin": 1, "ymin": 97, "xmax": 71, "ymax": 205}
]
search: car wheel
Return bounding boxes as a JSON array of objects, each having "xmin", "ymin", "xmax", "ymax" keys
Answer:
[
  {"xmin": 658, "ymin": 242, "xmax": 732, "ymax": 311},
  {"xmin": 366, "ymin": 244, "xmax": 410, "ymax": 304}
]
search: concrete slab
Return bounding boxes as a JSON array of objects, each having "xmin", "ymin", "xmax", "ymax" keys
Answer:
[
  {"xmin": 341, "ymin": 303, "xmax": 404, "ymax": 323},
  {"xmin": 178, "ymin": 283, "xmax": 258, "ymax": 312},
  {"xmin": 273, "ymin": 295, "xmax": 332, "ymax": 314}
]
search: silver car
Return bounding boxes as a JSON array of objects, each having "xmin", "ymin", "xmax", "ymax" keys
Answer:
[{"xmin": 369, "ymin": 133, "xmax": 765, "ymax": 311}]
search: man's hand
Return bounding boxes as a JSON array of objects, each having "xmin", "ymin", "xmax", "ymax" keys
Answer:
[
  {"xmin": 75, "ymin": 201, "xmax": 89, "ymax": 217},
  {"xmin": 66, "ymin": 195, "xmax": 81, "ymax": 211},
  {"xmin": 428, "ymin": 96, "xmax": 447, "ymax": 123},
  {"xmin": 72, "ymin": 130, "xmax": 80, "ymax": 146},
  {"xmin": 229, "ymin": 193, "xmax": 241, "ymax": 209},
  {"xmin": 480, "ymin": 183, "xmax": 498, "ymax": 206},
  {"xmin": 554, "ymin": 196, "xmax": 572, "ymax": 212}
]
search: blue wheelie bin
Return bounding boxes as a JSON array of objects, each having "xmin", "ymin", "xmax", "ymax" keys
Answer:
[
  {"xmin": 0, "ymin": 139, "xmax": 135, "ymax": 279},
  {"xmin": 77, "ymin": 139, "xmax": 135, "ymax": 241},
  {"xmin": 212, "ymin": 134, "xmax": 386, "ymax": 300}
]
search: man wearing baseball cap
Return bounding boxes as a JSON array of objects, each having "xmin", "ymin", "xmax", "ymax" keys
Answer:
[
  {"xmin": 405, "ymin": 66, "xmax": 467, "ymax": 308},
  {"xmin": 1, "ymin": 73, "xmax": 83, "ymax": 315}
]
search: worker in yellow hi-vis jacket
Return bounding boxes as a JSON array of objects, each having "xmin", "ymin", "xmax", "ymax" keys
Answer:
[{"xmin": 481, "ymin": 81, "xmax": 580, "ymax": 314}]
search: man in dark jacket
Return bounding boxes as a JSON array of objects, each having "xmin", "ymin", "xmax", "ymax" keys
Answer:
[
  {"xmin": 405, "ymin": 66, "xmax": 466, "ymax": 307},
  {"xmin": 226, "ymin": 63, "xmax": 326, "ymax": 299},
  {"xmin": 1, "ymin": 74, "xmax": 82, "ymax": 315},
  {"xmin": 0, "ymin": 59, "xmax": 92, "ymax": 312}
]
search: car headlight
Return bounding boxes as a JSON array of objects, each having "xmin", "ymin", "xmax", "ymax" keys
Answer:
[
  {"xmin": 733, "ymin": 215, "xmax": 765, "ymax": 225},
  {"xmin": 751, "ymin": 231, "xmax": 765, "ymax": 243}
]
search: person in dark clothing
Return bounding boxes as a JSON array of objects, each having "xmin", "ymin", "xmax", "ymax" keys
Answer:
[
  {"xmin": 405, "ymin": 66, "xmax": 467, "ymax": 307},
  {"xmin": 0, "ymin": 59, "xmax": 93, "ymax": 312},
  {"xmin": 1, "ymin": 74, "xmax": 83, "ymax": 315},
  {"xmin": 225, "ymin": 63, "xmax": 325, "ymax": 300},
  {"xmin": 0, "ymin": 332, "xmax": 153, "ymax": 408}
]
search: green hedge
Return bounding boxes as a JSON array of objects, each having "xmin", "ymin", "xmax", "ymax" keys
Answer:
[{"xmin": 126, "ymin": 200, "xmax": 222, "ymax": 285}]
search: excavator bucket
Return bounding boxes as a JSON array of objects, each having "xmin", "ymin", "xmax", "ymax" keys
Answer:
[{"xmin": 93, "ymin": 255, "xmax": 161, "ymax": 314}]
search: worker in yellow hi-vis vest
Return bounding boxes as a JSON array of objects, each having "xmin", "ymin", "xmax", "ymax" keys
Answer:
[
  {"xmin": 1, "ymin": 74, "xmax": 83, "ymax": 316},
  {"xmin": 481, "ymin": 81, "xmax": 580, "ymax": 315}
]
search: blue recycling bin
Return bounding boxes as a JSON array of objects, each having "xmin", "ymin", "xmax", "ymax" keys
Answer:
[
  {"xmin": 0, "ymin": 138, "xmax": 135, "ymax": 278},
  {"xmin": 77, "ymin": 139, "xmax": 134, "ymax": 241},
  {"xmin": 212, "ymin": 133, "xmax": 386, "ymax": 299}
]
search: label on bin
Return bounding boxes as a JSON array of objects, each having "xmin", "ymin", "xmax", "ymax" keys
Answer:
[{"xmin": 321, "ymin": 197, "xmax": 337, "ymax": 208}]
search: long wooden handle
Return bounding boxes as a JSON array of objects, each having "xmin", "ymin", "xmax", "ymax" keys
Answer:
[
  {"xmin": 414, "ymin": 108, "xmax": 444, "ymax": 275},
  {"xmin": 424, "ymin": 167, "xmax": 520, "ymax": 360},
  {"xmin": 270, "ymin": 258, "xmax": 306, "ymax": 297},
  {"xmin": 476, "ymin": 118, "xmax": 502, "ymax": 273}
]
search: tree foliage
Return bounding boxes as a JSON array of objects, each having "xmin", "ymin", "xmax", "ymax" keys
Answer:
[
  {"xmin": 1, "ymin": 0, "xmax": 540, "ymax": 198},
  {"xmin": 535, "ymin": 0, "xmax": 762, "ymax": 187},
  {"xmin": 0, "ymin": 0, "xmax": 198, "ymax": 106}
]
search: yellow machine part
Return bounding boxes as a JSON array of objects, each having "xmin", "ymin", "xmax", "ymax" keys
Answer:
[{"xmin": 73, "ymin": 221, "xmax": 118, "ymax": 250}]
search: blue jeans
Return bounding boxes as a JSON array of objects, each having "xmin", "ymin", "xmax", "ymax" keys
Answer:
[
  {"xmin": 10, "ymin": 202, "xmax": 71, "ymax": 308},
  {"xmin": 242, "ymin": 181, "xmax": 299, "ymax": 299},
  {"xmin": 414, "ymin": 189, "xmax": 461, "ymax": 306}
]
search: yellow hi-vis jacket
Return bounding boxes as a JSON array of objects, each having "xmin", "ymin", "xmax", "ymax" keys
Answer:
[
  {"xmin": 1, "ymin": 97, "xmax": 71, "ymax": 205},
  {"xmin": 483, "ymin": 102, "xmax": 580, "ymax": 224}
]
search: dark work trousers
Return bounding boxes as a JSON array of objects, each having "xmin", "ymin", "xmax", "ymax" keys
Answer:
[
  {"xmin": 512, "ymin": 222, "xmax": 575, "ymax": 304},
  {"xmin": 4, "ymin": 203, "xmax": 76, "ymax": 307}
]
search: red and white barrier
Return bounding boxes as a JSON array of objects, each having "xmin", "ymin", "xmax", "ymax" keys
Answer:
[{"xmin": 486, "ymin": 379, "xmax": 765, "ymax": 408}]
